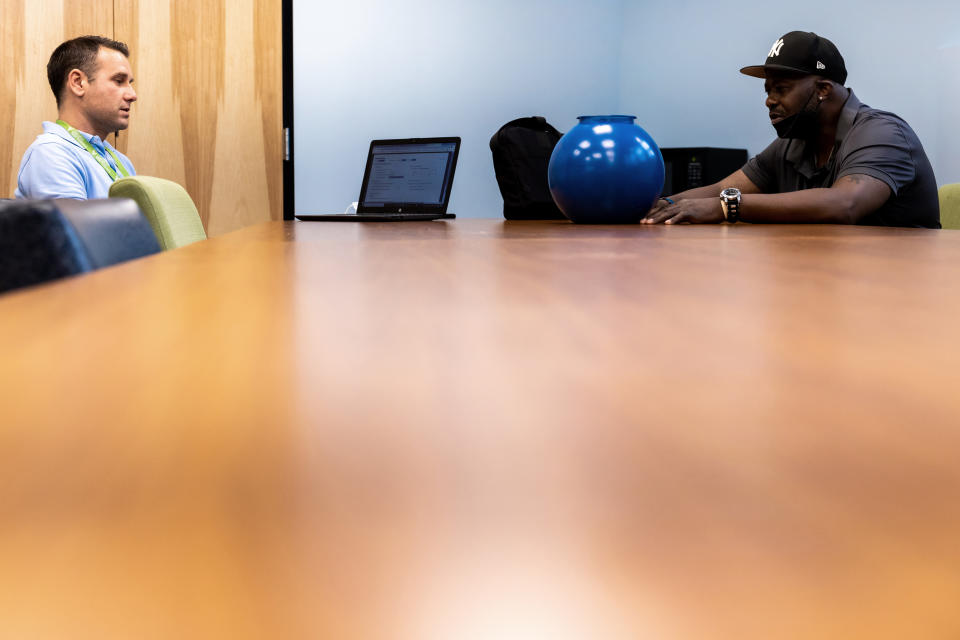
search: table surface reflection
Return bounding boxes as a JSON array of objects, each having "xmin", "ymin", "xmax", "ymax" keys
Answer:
[{"xmin": 1, "ymin": 219, "xmax": 959, "ymax": 638}]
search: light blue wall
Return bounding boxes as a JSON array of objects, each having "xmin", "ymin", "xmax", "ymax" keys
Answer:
[
  {"xmin": 294, "ymin": 0, "xmax": 625, "ymax": 217},
  {"xmin": 295, "ymin": 1, "xmax": 960, "ymax": 218},
  {"xmin": 619, "ymin": 0, "xmax": 960, "ymax": 186}
]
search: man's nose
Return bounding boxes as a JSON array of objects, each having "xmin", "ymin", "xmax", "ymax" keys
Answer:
[
  {"xmin": 126, "ymin": 86, "xmax": 138, "ymax": 103},
  {"xmin": 765, "ymin": 94, "xmax": 776, "ymax": 110}
]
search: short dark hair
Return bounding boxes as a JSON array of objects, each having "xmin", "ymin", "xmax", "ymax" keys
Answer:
[{"xmin": 47, "ymin": 35, "xmax": 130, "ymax": 108}]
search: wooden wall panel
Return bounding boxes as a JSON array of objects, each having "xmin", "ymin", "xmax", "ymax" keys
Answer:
[
  {"xmin": 116, "ymin": 0, "xmax": 283, "ymax": 236},
  {"xmin": 1, "ymin": 0, "xmax": 27, "ymax": 197},
  {"xmin": 3, "ymin": 0, "xmax": 283, "ymax": 235},
  {"xmin": 207, "ymin": 0, "xmax": 274, "ymax": 236},
  {"xmin": 63, "ymin": 1, "xmax": 112, "ymax": 38},
  {"xmin": 2, "ymin": 0, "xmax": 114, "ymax": 198},
  {"xmin": 113, "ymin": 1, "xmax": 189, "ymax": 190},
  {"xmin": 254, "ymin": 0, "xmax": 284, "ymax": 228},
  {"xmin": 171, "ymin": 0, "xmax": 226, "ymax": 231}
]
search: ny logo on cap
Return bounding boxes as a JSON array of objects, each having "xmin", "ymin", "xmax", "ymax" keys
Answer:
[{"xmin": 768, "ymin": 38, "xmax": 785, "ymax": 58}]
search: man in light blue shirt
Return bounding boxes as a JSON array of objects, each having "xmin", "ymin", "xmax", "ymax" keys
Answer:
[{"xmin": 16, "ymin": 35, "xmax": 138, "ymax": 200}]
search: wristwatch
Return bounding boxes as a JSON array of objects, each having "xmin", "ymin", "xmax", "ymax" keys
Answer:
[{"xmin": 720, "ymin": 187, "xmax": 741, "ymax": 223}]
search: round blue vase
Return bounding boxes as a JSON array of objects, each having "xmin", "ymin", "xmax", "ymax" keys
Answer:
[{"xmin": 547, "ymin": 115, "xmax": 665, "ymax": 224}]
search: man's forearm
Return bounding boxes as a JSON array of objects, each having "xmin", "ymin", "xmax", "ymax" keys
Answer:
[
  {"xmin": 740, "ymin": 188, "xmax": 859, "ymax": 224},
  {"xmin": 668, "ymin": 169, "xmax": 761, "ymax": 202},
  {"xmin": 668, "ymin": 183, "xmax": 725, "ymax": 201}
]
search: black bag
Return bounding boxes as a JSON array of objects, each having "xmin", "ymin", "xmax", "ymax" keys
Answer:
[{"xmin": 490, "ymin": 116, "xmax": 566, "ymax": 220}]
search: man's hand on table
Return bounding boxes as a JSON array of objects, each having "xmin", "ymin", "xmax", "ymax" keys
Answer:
[{"xmin": 642, "ymin": 198, "xmax": 725, "ymax": 225}]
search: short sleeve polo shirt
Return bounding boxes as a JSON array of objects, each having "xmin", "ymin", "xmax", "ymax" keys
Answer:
[
  {"xmin": 742, "ymin": 90, "xmax": 940, "ymax": 228},
  {"xmin": 14, "ymin": 121, "xmax": 136, "ymax": 200}
]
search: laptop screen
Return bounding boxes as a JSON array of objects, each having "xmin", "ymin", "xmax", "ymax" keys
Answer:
[{"xmin": 358, "ymin": 139, "xmax": 459, "ymax": 212}]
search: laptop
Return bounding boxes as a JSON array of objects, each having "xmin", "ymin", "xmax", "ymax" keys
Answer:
[{"xmin": 295, "ymin": 137, "xmax": 460, "ymax": 221}]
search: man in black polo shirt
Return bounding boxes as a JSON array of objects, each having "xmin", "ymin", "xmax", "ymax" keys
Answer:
[{"xmin": 643, "ymin": 31, "xmax": 940, "ymax": 228}]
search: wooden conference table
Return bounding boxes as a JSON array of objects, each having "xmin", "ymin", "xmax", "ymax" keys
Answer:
[{"xmin": 1, "ymin": 219, "xmax": 959, "ymax": 638}]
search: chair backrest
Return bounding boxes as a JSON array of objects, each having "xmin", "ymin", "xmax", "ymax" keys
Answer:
[
  {"xmin": 938, "ymin": 183, "xmax": 960, "ymax": 230},
  {"xmin": 109, "ymin": 176, "xmax": 206, "ymax": 250},
  {"xmin": 56, "ymin": 198, "xmax": 162, "ymax": 268},
  {"xmin": 0, "ymin": 198, "xmax": 160, "ymax": 294}
]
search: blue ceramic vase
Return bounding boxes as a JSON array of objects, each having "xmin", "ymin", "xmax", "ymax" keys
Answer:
[{"xmin": 547, "ymin": 115, "xmax": 665, "ymax": 224}]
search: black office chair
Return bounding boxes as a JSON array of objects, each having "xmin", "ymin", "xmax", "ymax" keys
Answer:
[{"xmin": 0, "ymin": 198, "xmax": 161, "ymax": 294}]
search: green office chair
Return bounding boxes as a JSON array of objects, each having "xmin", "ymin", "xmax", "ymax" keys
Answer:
[
  {"xmin": 938, "ymin": 183, "xmax": 960, "ymax": 230},
  {"xmin": 109, "ymin": 176, "xmax": 207, "ymax": 250}
]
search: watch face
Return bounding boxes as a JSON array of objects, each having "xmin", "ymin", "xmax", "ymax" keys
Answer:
[{"xmin": 721, "ymin": 188, "xmax": 741, "ymax": 198}]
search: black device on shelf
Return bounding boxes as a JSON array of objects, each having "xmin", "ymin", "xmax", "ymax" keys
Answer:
[{"xmin": 660, "ymin": 147, "xmax": 749, "ymax": 197}]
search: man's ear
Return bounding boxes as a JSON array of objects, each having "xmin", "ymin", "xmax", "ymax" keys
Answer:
[
  {"xmin": 65, "ymin": 68, "xmax": 86, "ymax": 98},
  {"xmin": 815, "ymin": 79, "xmax": 834, "ymax": 102}
]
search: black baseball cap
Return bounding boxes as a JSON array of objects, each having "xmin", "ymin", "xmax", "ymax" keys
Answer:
[{"xmin": 740, "ymin": 31, "xmax": 847, "ymax": 84}]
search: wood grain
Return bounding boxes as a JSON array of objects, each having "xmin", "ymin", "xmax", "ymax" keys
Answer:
[
  {"xmin": 1, "ymin": 220, "xmax": 960, "ymax": 638},
  {"xmin": 118, "ymin": 0, "xmax": 282, "ymax": 236},
  {"xmin": 170, "ymin": 0, "xmax": 226, "ymax": 229},
  {"xmin": 112, "ymin": 0, "xmax": 190, "ymax": 190},
  {"xmin": 118, "ymin": 0, "xmax": 283, "ymax": 236},
  {"xmin": 63, "ymin": 0, "xmax": 111, "ymax": 41},
  {"xmin": 254, "ymin": 0, "xmax": 284, "ymax": 224},
  {"xmin": 206, "ymin": 0, "xmax": 275, "ymax": 236},
  {"xmin": 0, "ymin": 0, "xmax": 26, "ymax": 197}
]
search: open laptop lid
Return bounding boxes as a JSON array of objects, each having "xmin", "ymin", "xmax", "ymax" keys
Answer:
[{"xmin": 356, "ymin": 137, "xmax": 461, "ymax": 214}]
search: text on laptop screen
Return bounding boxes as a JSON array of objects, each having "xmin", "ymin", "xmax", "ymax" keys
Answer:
[{"xmin": 361, "ymin": 142, "xmax": 458, "ymax": 207}]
